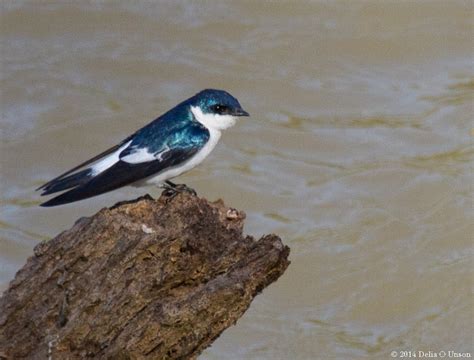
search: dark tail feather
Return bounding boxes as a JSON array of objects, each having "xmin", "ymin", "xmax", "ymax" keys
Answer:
[
  {"xmin": 40, "ymin": 182, "xmax": 105, "ymax": 207},
  {"xmin": 39, "ymin": 161, "xmax": 148, "ymax": 207},
  {"xmin": 40, "ymin": 169, "xmax": 92, "ymax": 195},
  {"xmin": 40, "ymin": 190, "xmax": 88, "ymax": 207}
]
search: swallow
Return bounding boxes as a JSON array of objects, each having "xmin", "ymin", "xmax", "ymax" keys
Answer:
[{"xmin": 38, "ymin": 89, "xmax": 249, "ymax": 207}]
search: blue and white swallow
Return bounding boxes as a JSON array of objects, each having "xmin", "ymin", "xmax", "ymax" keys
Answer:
[{"xmin": 37, "ymin": 89, "xmax": 249, "ymax": 207}]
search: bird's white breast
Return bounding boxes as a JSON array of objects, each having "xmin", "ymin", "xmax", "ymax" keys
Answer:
[{"xmin": 138, "ymin": 128, "xmax": 221, "ymax": 186}]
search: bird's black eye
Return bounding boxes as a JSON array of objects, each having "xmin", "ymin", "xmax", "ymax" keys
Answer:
[{"xmin": 211, "ymin": 104, "xmax": 229, "ymax": 114}]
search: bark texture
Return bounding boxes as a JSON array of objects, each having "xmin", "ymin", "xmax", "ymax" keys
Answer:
[{"xmin": 0, "ymin": 193, "xmax": 289, "ymax": 359}]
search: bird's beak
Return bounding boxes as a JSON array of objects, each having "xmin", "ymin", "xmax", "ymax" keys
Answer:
[{"xmin": 233, "ymin": 108, "xmax": 250, "ymax": 117}]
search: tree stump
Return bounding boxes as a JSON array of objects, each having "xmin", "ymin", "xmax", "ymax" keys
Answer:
[{"xmin": 0, "ymin": 193, "xmax": 289, "ymax": 359}]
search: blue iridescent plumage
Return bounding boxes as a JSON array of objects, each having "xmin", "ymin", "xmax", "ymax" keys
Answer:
[
  {"xmin": 127, "ymin": 89, "xmax": 245, "ymax": 155},
  {"xmin": 37, "ymin": 89, "xmax": 249, "ymax": 206}
]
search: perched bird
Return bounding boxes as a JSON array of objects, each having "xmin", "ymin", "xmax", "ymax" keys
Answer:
[{"xmin": 37, "ymin": 89, "xmax": 249, "ymax": 207}]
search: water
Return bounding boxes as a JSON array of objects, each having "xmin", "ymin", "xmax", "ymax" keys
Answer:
[{"xmin": 1, "ymin": 1, "xmax": 472, "ymax": 359}]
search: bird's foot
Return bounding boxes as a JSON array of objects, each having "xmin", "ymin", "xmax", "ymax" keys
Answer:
[{"xmin": 160, "ymin": 180, "xmax": 197, "ymax": 199}]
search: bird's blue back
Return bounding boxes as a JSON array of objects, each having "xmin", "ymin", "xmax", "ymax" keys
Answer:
[
  {"xmin": 124, "ymin": 89, "xmax": 242, "ymax": 157},
  {"xmin": 124, "ymin": 95, "xmax": 210, "ymax": 157}
]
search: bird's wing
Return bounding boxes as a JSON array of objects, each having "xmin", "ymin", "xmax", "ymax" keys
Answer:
[
  {"xmin": 37, "ymin": 135, "xmax": 134, "ymax": 195},
  {"xmin": 38, "ymin": 106, "xmax": 209, "ymax": 207},
  {"xmin": 40, "ymin": 144, "xmax": 201, "ymax": 207},
  {"xmin": 37, "ymin": 105, "xmax": 193, "ymax": 196}
]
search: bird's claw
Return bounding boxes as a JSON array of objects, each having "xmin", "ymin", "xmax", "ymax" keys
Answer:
[
  {"xmin": 160, "ymin": 180, "xmax": 197, "ymax": 199},
  {"xmin": 174, "ymin": 184, "xmax": 197, "ymax": 196}
]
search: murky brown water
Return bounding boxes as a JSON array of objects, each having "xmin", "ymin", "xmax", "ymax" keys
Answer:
[{"xmin": 1, "ymin": 1, "xmax": 472, "ymax": 359}]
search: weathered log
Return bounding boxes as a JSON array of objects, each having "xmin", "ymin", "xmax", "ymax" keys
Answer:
[{"xmin": 0, "ymin": 193, "xmax": 289, "ymax": 359}]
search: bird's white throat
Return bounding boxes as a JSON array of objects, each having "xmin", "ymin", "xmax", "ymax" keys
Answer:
[{"xmin": 191, "ymin": 106, "xmax": 237, "ymax": 131}]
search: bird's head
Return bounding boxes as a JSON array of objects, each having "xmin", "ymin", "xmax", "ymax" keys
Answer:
[{"xmin": 190, "ymin": 89, "xmax": 249, "ymax": 131}]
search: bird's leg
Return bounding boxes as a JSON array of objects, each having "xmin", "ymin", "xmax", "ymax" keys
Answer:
[
  {"xmin": 160, "ymin": 181, "xmax": 178, "ymax": 198},
  {"xmin": 160, "ymin": 180, "xmax": 197, "ymax": 197},
  {"xmin": 170, "ymin": 180, "xmax": 197, "ymax": 196},
  {"xmin": 165, "ymin": 180, "xmax": 178, "ymax": 188}
]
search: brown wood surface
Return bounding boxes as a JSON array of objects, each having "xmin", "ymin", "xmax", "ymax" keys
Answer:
[{"xmin": 0, "ymin": 193, "xmax": 289, "ymax": 359}]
